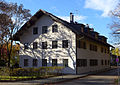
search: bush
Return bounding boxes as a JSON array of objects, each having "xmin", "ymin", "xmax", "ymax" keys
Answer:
[
  {"xmin": 11, "ymin": 66, "xmax": 64, "ymax": 76},
  {"xmin": 0, "ymin": 60, "xmax": 6, "ymax": 66}
]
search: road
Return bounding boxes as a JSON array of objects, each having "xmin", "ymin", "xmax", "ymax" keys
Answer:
[{"xmin": 54, "ymin": 68, "xmax": 118, "ymax": 85}]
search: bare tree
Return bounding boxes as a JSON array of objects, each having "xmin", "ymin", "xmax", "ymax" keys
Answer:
[
  {"xmin": 0, "ymin": 0, "xmax": 31, "ymax": 67},
  {"xmin": 109, "ymin": 2, "xmax": 120, "ymax": 44}
]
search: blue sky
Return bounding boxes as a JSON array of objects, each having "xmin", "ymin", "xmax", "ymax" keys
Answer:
[{"xmin": 6, "ymin": 0, "xmax": 119, "ymax": 44}]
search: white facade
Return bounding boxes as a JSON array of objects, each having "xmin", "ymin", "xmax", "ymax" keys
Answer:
[{"xmin": 19, "ymin": 15, "xmax": 77, "ymax": 74}]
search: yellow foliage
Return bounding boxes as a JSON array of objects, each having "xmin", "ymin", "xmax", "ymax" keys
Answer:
[{"xmin": 111, "ymin": 48, "xmax": 120, "ymax": 56}]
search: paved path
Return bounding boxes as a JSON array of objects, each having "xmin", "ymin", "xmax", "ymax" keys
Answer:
[{"xmin": 54, "ymin": 68, "xmax": 118, "ymax": 85}]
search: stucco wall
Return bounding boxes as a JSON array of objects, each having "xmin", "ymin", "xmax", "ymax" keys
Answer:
[
  {"xmin": 19, "ymin": 15, "xmax": 76, "ymax": 74},
  {"xmin": 77, "ymin": 39, "xmax": 110, "ymax": 74}
]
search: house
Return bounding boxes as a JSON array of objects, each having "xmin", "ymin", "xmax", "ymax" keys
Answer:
[{"xmin": 13, "ymin": 9, "xmax": 113, "ymax": 74}]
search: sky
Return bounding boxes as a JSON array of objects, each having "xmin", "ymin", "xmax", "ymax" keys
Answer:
[{"xmin": 5, "ymin": 0, "xmax": 119, "ymax": 44}]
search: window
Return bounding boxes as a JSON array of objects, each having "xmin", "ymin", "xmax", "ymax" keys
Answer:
[
  {"xmin": 77, "ymin": 59, "xmax": 87, "ymax": 67},
  {"xmin": 105, "ymin": 60, "xmax": 107, "ymax": 65},
  {"xmin": 33, "ymin": 42, "xmax": 37, "ymax": 49},
  {"xmin": 52, "ymin": 41, "xmax": 58, "ymax": 48},
  {"xmin": 52, "ymin": 24, "xmax": 58, "ymax": 32},
  {"xmin": 89, "ymin": 44, "xmax": 97, "ymax": 51},
  {"xmin": 24, "ymin": 43, "xmax": 28, "ymax": 49},
  {"xmin": 90, "ymin": 59, "xmax": 98, "ymax": 66},
  {"xmin": 101, "ymin": 60, "xmax": 104, "ymax": 65},
  {"xmin": 62, "ymin": 40, "xmax": 68, "ymax": 48},
  {"xmin": 108, "ymin": 60, "xmax": 110, "ymax": 65},
  {"xmin": 42, "ymin": 26, "xmax": 47, "ymax": 34},
  {"xmin": 33, "ymin": 27, "xmax": 38, "ymax": 34},
  {"xmin": 24, "ymin": 59, "xmax": 28, "ymax": 66},
  {"xmin": 63, "ymin": 59, "xmax": 68, "ymax": 67},
  {"xmin": 42, "ymin": 59, "xmax": 47, "ymax": 66},
  {"xmin": 101, "ymin": 47, "xmax": 103, "ymax": 53},
  {"xmin": 78, "ymin": 40, "xmax": 86, "ymax": 49},
  {"xmin": 33, "ymin": 59, "xmax": 38, "ymax": 67},
  {"xmin": 42, "ymin": 42, "xmax": 47, "ymax": 49},
  {"xmin": 52, "ymin": 59, "xmax": 57, "ymax": 66},
  {"xmin": 105, "ymin": 48, "xmax": 106, "ymax": 53}
]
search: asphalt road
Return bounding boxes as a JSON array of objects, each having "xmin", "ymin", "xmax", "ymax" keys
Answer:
[{"xmin": 55, "ymin": 68, "xmax": 118, "ymax": 85}]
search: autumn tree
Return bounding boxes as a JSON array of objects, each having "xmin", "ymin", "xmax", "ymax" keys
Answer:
[{"xmin": 0, "ymin": 0, "xmax": 31, "ymax": 67}]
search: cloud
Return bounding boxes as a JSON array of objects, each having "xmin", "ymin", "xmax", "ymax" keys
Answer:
[
  {"xmin": 58, "ymin": 15, "xmax": 87, "ymax": 22},
  {"xmin": 84, "ymin": 0, "xmax": 119, "ymax": 17}
]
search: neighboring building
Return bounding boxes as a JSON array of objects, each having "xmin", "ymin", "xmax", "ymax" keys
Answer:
[{"xmin": 13, "ymin": 9, "xmax": 113, "ymax": 74}]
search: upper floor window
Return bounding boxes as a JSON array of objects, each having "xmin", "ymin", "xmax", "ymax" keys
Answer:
[
  {"xmin": 42, "ymin": 42, "xmax": 47, "ymax": 49},
  {"xmin": 24, "ymin": 43, "xmax": 28, "ymax": 49},
  {"xmin": 52, "ymin": 41, "xmax": 58, "ymax": 48},
  {"xmin": 79, "ymin": 40, "xmax": 86, "ymax": 49},
  {"xmin": 63, "ymin": 59, "xmax": 68, "ymax": 67},
  {"xmin": 52, "ymin": 59, "xmax": 57, "ymax": 66},
  {"xmin": 42, "ymin": 26, "xmax": 47, "ymax": 34},
  {"xmin": 33, "ymin": 59, "xmax": 38, "ymax": 67},
  {"xmin": 52, "ymin": 24, "xmax": 58, "ymax": 32},
  {"xmin": 101, "ymin": 47, "xmax": 103, "ymax": 53},
  {"xmin": 89, "ymin": 44, "xmax": 97, "ymax": 52},
  {"xmin": 33, "ymin": 42, "xmax": 37, "ymax": 49},
  {"xmin": 62, "ymin": 40, "xmax": 68, "ymax": 48},
  {"xmin": 33, "ymin": 27, "xmax": 38, "ymax": 34}
]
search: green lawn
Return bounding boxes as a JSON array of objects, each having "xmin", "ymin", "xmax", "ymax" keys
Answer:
[{"xmin": 0, "ymin": 75, "xmax": 54, "ymax": 81}]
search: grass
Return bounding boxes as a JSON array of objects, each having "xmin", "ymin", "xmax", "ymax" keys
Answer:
[{"xmin": 0, "ymin": 75, "xmax": 55, "ymax": 81}]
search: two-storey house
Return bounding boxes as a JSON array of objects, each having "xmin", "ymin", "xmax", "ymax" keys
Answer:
[{"xmin": 13, "ymin": 9, "xmax": 112, "ymax": 74}]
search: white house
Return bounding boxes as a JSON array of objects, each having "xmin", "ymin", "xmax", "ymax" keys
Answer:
[{"xmin": 13, "ymin": 9, "xmax": 113, "ymax": 74}]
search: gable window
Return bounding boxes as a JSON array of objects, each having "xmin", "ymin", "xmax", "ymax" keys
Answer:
[
  {"xmin": 42, "ymin": 26, "xmax": 47, "ymax": 34},
  {"xmin": 62, "ymin": 40, "xmax": 68, "ymax": 48},
  {"xmin": 77, "ymin": 59, "xmax": 87, "ymax": 67},
  {"xmin": 24, "ymin": 59, "xmax": 28, "ymax": 67},
  {"xmin": 42, "ymin": 59, "xmax": 47, "ymax": 66},
  {"xmin": 33, "ymin": 59, "xmax": 38, "ymax": 67},
  {"xmin": 52, "ymin": 24, "xmax": 58, "ymax": 32},
  {"xmin": 33, "ymin": 42, "xmax": 37, "ymax": 49},
  {"xmin": 24, "ymin": 43, "xmax": 28, "ymax": 49},
  {"xmin": 42, "ymin": 42, "xmax": 47, "ymax": 49},
  {"xmin": 33, "ymin": 27, "xmax": 38, "ymax": 34},
  {"xmin": 52, "ymin": 59, "xmax": 57, "ymax": 66},
  {"xmin": 63, "ymin": 59, "xmax": 68, "ymax": 67},
  {"xmin": 52, "ymin": 41, "xmax": 58, "ymax": 48}
]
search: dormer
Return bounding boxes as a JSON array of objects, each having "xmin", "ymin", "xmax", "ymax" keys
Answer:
[{"xmin": 98, "ymin": 36, "xmax": 107, "ymax": 43}]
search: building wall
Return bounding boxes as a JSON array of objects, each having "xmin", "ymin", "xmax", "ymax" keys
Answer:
[
  {"xmin": 76, "ymin": 37, "xmax": 110, "ymax": 74},
  {"xmin": 19, "ymin": 15, "xmax": 76, "ymax": 74}
]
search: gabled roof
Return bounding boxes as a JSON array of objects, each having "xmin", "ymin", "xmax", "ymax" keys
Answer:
[{"xmin": 13, "ymin": 9, "xmax": 113, "ymax": 47}]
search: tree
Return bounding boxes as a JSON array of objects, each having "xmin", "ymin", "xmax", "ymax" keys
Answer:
[
  {"xmin": 109, "ymin": 3, "xmax": 120, "ymax": 44},
  {"xmin": 0, "ymin": 0, "xmax": 31, "ymax": 67}
]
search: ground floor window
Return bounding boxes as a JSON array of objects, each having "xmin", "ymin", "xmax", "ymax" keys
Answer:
[
  {"xmin": 33, "ymin": 59, "xmax": 38, "ymax": 67},
  {"xmin": 52, "ymin": 59, "xmax": 57, "ymax": 66},
  {"xmin": 77, "ymin": 59, "xmax": 87, "ymax": 67},
  {"xmin": 24, "ymin": 59, "xmax": 28, "ymax": 66},
  {"xmin": 101, "ymin": 60, "xmax": 104, "ymax": 65},
  {"xmin": 63, "ymin": 59, "xmax": 68, "ymax": 67},
  {"xmin": 42, "ymin": 59, "xmax": 47, "ymax": 66},
  {"xmin": 105, "ymin": 60, "xmax": 107, "ymax": 65},
  {"xmin": 90, "ymin": 59, "xmax": 98, "ymax": 66}
]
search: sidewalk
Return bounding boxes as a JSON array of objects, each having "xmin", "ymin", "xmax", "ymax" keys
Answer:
[{"xmin": 0, "ymin": 74, "xmax": 88, "ymax": 85}]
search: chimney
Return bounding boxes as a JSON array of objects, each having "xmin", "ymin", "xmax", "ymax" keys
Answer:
[{"xmin": 70, "ymin": 13, "xmax": 74, "ymax": 23}]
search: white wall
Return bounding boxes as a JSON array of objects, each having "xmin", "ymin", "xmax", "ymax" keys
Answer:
[{"xmin": 19, "ymin": 15, "xmax": 76, "ymax": 74}]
